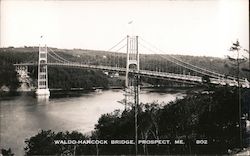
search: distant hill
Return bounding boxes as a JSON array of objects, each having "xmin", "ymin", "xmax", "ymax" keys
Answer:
[{"xmin": 1, "ymin": 46, "xmax": 248, "ymax": 79}]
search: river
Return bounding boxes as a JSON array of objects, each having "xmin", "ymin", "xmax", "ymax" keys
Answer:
[{"xmin": 0, "ymin": 89, "xmax": 186, "ymax": 155}]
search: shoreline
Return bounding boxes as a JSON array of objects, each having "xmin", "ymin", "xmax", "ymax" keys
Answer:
[{"xmin": 0, "ymin": 85, "xmax": 200, "ymax": 99}]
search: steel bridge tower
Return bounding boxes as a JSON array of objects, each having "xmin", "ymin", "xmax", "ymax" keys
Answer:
[
  {"xmin": 125, "ymin": 35, "xmax": 140, "ymax": 110},
  {"xmin": 125, "ymin": 35, "xmax": 139, "ymax": 155},
  {"xmin": 36, "ymin": 44, "xmax": 50, "ymax": 96}
]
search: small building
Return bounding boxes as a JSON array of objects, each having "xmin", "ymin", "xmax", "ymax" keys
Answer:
[{"xmin": 104, "ymin": 71, "xmax": 109, "ymax": 75}]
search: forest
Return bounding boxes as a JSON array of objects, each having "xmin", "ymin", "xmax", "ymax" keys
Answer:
[
  {"xmin": 22, "ymin": 86, "xmax": 250, "ymax": 155},
  {"xmin": 0, "ymin": 46, "xmax": 249, "ymax": 91}
]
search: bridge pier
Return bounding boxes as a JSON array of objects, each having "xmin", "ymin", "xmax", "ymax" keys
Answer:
[{"xmin": 36, "ymin": 44, "xmax": 50, "ymax": 97}]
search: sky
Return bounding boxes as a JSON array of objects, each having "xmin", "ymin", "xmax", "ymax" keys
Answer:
[{"xmin": 0, "ymin": 0, "xmax": 249, "ymax": 58}]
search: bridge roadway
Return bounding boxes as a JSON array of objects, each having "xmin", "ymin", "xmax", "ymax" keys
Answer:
[{"xmin": 14, "ymin": 62, "xmax": 249, "ymax": 88}]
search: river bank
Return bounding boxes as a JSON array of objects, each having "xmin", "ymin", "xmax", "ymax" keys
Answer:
[{"xmin": 0, "ymin": 85, "xmax": 202, "ymax": 98}]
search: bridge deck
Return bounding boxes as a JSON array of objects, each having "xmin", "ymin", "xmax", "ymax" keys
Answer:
[{"xmin": 14, "ymin": 62, "xmax": 249, "ymax": 88}]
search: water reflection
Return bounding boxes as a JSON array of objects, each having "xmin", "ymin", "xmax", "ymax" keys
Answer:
[{"xmin": 37, "ymin": 95, "xmax": 49, "ymax": 103}]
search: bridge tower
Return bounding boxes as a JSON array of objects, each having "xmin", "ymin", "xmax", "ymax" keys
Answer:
[
  {"xmin": 125, "ymin": 36, "xmax": 139, "ymax": 87},
  {"xmin": 125, "ymin": 35, "xmax": 140, "ymax": 108},
  {"xmin": 125, "ymin": 35, "xmax": 139, "ymax": 155},
  {"xmin": 36, "ymin": 44, "xmax": 50, "ymax": 96}
]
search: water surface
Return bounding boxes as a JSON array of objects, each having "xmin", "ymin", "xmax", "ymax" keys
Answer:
[{"xmin": 0, "ymin": 89, "xmax": 185, "ymax": 155}]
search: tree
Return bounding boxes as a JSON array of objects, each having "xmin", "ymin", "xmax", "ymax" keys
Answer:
[
  {"xmin": 0, "ymin": 55, "xmax": 20, "ymax": 91},
  {"xmin": 1, "ymin": 148, "xmax": 14, "ymax": 156},
  {"xmin": 24, "ymin": 130, "xmax": 93, "ymax": 155},
  {"xmin": 228, "ymin": 40, "xmax": 247, "ymax": 149}
]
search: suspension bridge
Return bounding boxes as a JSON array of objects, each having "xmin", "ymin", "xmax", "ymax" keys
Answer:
[
  {"xmin": 12, "ymin": 35, "xmax": 249, "ymax": 155},
  {"xmin": 14, "ymin": 35, "xmax": 250, "ymax": 97}
]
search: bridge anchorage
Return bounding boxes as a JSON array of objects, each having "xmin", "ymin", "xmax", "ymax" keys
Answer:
[{"xmin": 36, "ymin": 44, "xmax": 50, "ymax": 97}]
